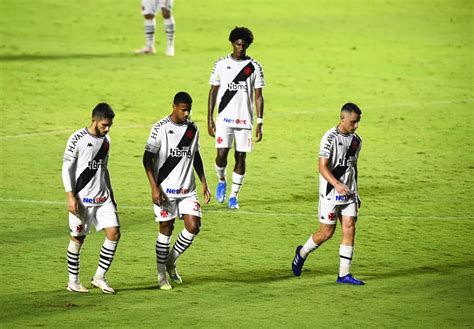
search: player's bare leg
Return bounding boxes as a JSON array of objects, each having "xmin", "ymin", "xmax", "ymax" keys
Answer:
[
  {"xmin": 215, "ymin": 148, "xmax": 230, "ymax": 203},
  {"xmin": 228, "ymin": 151, "xmax": 246, "ymax": 209},
  {"xmin": 157, "ymin": 220, "xmax": 174, "ymax": 290},
  {"xmin": 135, "ymin": 14, "xmax": 157, "ymax": 54},
  {"xmin": 66, "ymin": 236, "xmax": 89, "ymax": 293},
  {"xmin": 167, "ymin": 215, "xmax": 201, "ymax": 284},
  {"xmin": 161, "ymin": 7, "xmax": 175, "ymax": 56},
  {"xmin": 336, "ymin": 216, "xmax": 364, "ymax": 285},
  {"xmin": 91, "ymin": 226, "xmax": 120, "ymax": 294}
]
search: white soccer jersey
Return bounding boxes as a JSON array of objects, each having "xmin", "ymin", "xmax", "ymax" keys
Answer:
[
  {"xmin": 145, "ymin": 117, "xmax": 200, "ymax": 198},
  {"xmin": 62, "ymin": 128, "xmax": 112, "ymax": 206},
  {"xmin": 319, "ymin": 127, "xmax": 362, "ymax": 204},
  {"xmin": 209, "ymin": 54, "xmax": 265, "ymax": 129}
]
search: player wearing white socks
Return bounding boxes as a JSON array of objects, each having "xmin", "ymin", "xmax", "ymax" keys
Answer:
[
  {"xmin": 143, "ymin": 92, "xmax": 211, "ymax": 289},
  {"xmin": 208, "ymin": 26, "xmax": 265, "ymax": 209},
  {"xmin": 135, "ymin": 0, "xmax": 175, "ymax": 56},
  {"xmin": 292, "ymin": 103, "xmax": 365, "ymax": 285},
  {"xmin": 62, "ymin": 103, "xmax": 121, "ymax": 294}
]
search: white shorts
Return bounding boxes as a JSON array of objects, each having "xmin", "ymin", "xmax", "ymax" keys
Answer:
[
  {"xmin": 141, "ymin": 0, "xmax": 173, "ymax": 15},
  {"xmin": 215, "ymin": 125, "xmax": 253, "ymax": 152},
  {"xmin": 318, "ymin": 200, "xmax": 358, "ymax": 225},
  {"xmin": 153, "ymin": 194, "xmax": 202, "ymax": 222},
  {"xmin": 69, "ymin": 200, "xmax": 119, "ymax": 237}
]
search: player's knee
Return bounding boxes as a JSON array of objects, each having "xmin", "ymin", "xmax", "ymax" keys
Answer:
[
  {"xmin": 144, "ymin": 14, "xmax": 155, "ymax": 19},
  {"xmin": 161, "ymin": 9, "xmax": 171, "ymax": 19},
  {"xmin": 321, "ymin": 227, "xmax": 336, "ymax": 241}
]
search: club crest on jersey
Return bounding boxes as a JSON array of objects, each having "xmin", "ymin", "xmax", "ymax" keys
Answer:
[
  {"xmin": 227, "ymin": 82, "xmax": 248, "ymax": 92},
  {"xmin": 186, "ymin": 130, "xmax": 194, "ymax": 139},
  {"xmin": 244, "ymin": 66, "xmax": 253, "ymax": 76},
  {"xmin": 170, "ymin": 146, "xmax": 192, "ymax": 158},
  {"xmin": 76, "ymin": 224, "xmax": 83, "ymax": 233}
]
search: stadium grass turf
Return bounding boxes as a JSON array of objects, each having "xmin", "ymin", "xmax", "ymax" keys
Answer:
[{"xmin": 0, "ymin": 0, "xmax": 473, "ymax": 327}]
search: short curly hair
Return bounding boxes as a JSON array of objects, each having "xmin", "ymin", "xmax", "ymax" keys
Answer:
[{"xmin": 228, "ymin": 26, "xmax": 254, "ymax": 45}]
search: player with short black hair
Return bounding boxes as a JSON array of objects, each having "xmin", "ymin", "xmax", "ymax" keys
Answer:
[
  {"xmin": 208, "ymin": 26, "xmax": 265, "ymax": 209},
  {"xmin": 62, "ymin": 103, "xmax": 120, "ymax": 294},
  {"xmin": 292, "ymin": 103, "xmax": 365, "ymax": 285},
  {"xmin": 143, "ymin": 92, "xmax": 211, "ymax": 289}
]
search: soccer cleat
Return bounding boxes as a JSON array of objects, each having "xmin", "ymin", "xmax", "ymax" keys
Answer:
[
  {"xmin": 292, "ymin": 245, "xmax": 306, "ymax": 276},
  {"xmin": 134, "ymin": 46, "xmax": 156, "ymax": 55},
  {"xmin": 66, "ymin": 280, "xmax": 89, "ymax": 293},
  {"xmin": 228, "ymin": 197, "xmax": 239, "ymax": 209},
  {"xmin": 158, "ymin": 276, "xmax": 172, "ymax": 290},
  {"xmin": 167, "ymin": 265, "xmax": 183, "ymax": 285},
  {"xmin": 216, "ymin": 181, "xmax": 226, "ymax": 203},
  {"xmin": 165, "ymin": 45, "xmax": 175, "ymax": 56},
  {"xmin": 336, "ymin": 273, "xmax": 365, "ymax": 285},
  {"xmin": 91, "ymin": 277, "xmax": 116, "ymax": 294}
]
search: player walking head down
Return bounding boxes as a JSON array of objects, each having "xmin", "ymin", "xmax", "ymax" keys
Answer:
[{"xmin": 91, "ymin": 103, "xmax": 115, "ymax": 137}]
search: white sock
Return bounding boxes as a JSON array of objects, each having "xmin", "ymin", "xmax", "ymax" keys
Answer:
[
  {"xmin": 229, "ymin": 172, "xmax": 245, "ymax": 199},
  {"xmin": 300, "ymin": 236, "xmax": 319, "ymax": 259},
  {"xmin": 156, "ymin": 233, "xmax": 171, "ymax": 278},
  {"xmin": 67, "ymin": 240, "xmax": 82, "ymax": 283},
  {"xmin": 339, "ymin": 244, "xmax": 354, "ymax": 277},
  {"xmin": 215, "ymin": 164, "xmax": 227, "ymax": 182},
  {"xmin": 94, "ymin": 238, "xmax": 118, "ymax": 279},
  {"xmin": 164, "ymin": 17, "xmax": 175, "ymax": 47},
  {"xmin": 168, "ymin": 228, "xmax": 196, "ymax": 266},
  {"xmin": 145, "ymin": 18, "xmax": 156, "ymax": 49}
]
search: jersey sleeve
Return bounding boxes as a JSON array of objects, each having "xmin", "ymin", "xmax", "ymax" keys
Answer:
[
  {"xmin": 62, "ymin": 134, "xmax": 78, "ymax": 192},
  {"xmin": 209, "ymin": 59, "xmax": 221, "ymax": 86},
  {"xmin": 144, "ymin": 124, "xmax": 162, "ymax": 154},
  {"xmin": 319, "ymin": 131, "xmax": 333, "ymax": 158},
  {"xmin": 253, "ymin": 61, "xmax": 265, "ymax": 89}
]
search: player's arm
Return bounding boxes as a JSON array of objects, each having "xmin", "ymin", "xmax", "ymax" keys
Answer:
[
  {"xmin": 207, "ymin": 85, "xmax": 219, "ymax": 137},
  {"xmin": 104, "ymin": 168, "xmax": 117, "ymax": 210},
  {"xmin": 143, "ymin": 151, "xmax": 167, "ymax": 206},
  {"xmin": 319, "ymin": 157, "xmax": 351, "ymax": 196},
  {"xmin": 193, "ymin": 151, "xmax": 211, "ymax": 204},
  {"xmin": 255, "ymin": 88, "xmax": 264, "ymax": 142},
  {"xmin": 62, "ymin": 155, "xmax": 78, "ymax": 215}
]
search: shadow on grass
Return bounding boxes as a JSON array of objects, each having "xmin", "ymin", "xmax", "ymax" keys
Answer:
[{"xmin": 0, "ymin": 52, "xmax": 136, "ymax": 62}]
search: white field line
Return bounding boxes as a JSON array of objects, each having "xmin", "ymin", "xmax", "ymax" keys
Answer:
[
  {"xmin": 0, "ymin": 198, "xmax": 471, "ymax": 221},
  {"xmin": 1, "ymin": 99, "xmax": 472, "ymax": 140}
]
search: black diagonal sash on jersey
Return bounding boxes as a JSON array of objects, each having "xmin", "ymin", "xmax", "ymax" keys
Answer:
[
  {"xmin": 218, "ymin": 62, "xmax": 255, "ymax": 114},
  {"xmin": 75, "ymin": 139, "xmax": 109, "ymax": 195},
  {"xmin": 325, "ymin": 136, "xmax": 361, "ymax": 195},
  {"xmin": 157, "ymin": 124, "xmax": 197, "ymax": 185}
]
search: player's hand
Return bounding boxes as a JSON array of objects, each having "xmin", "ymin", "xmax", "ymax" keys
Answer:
[
  {"xmin": 208, "ymin": 119, "xmax": 216, "ymax": 137},
  {"xmin": 202, "ymin": 185, "xmax": 211, "ymax": 204},
  {"xmin": 335, "ymin": 182, "xmax": 350, "ymax": 196},
  {"xmin": 255, "ymin": 123, "xmax": 263, "ymax": 142},
  {"xmin": 152, "ymin": 186, "xmax": 168, "ymax": 207},
  {"xmin": 66, "ymin": 193, "xmax": 78, "ymax": 215}
]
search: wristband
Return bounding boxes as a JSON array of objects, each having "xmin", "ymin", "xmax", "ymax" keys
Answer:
[{"xmin": 256, "ymin": 117, "xmax": 263, "ymax": 124}]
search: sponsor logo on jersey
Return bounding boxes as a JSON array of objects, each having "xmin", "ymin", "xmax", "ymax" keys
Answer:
[
  {"xmin": 335, "ymin": 195, "xmax": 347, "ymax": 201},
  {"xmin": 166, "ymin": 188, "xmax": 190, "ymax": 195},
  {"xmin": 227, "ymin": 82, "xmax": 248, "ymax": 92},
  {"xmin": 223, "ymin": 118, "xmax": 247, "ymax": 125},
  {"xmin": 169, "ymin": 146, "xmax": 192, "ymax": 158},
  {"xmin": 88, "ymin": 159, "xmax": 106, "ymax": 170},
  {"xmin": 82, "ymin": 196, "xmax": 108, "ymax": 204}
]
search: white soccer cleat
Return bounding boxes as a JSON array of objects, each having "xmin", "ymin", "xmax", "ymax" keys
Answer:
[
  {"xmin": 134, "ymin": 46, "xmax": 156, "ymax": 55},
  {"xmin": 167, "ymin": 265, "xmax": 183, "ymax": 285},
  {"xmin": 165, "ymin": 45, "xmax": 175, "ymax": 56},
  {"xmin": 158, "ymin": 275, "xmax": 173, "ymax": 290},
  {"xmin": 91, "ymin": 277, "xmax": 116, "ymax": 294},
  {"xmin": 66, "ymin": 280, "xmax": 89, "ymax": 293}
]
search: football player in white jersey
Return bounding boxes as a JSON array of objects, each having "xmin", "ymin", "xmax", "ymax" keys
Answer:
[
  {"xmin": 134, "ymin": 0, "xmax": 175, "ymax": 56},
  {"xmin": 208, "ymin": 26, "xmax": 265, "ymax": 209},
  {"xmin": 62, "ymin": 103, "xmax": 120, "ymax": 294},
  {"xmin": 292, "ymin": 103, "xmax": 365, "ymax": 285},
  {"xmin": 143, "ymin": 92, "xmax": 211, "ymax": 289}
]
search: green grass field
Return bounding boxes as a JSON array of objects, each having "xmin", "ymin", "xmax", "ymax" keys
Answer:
[{"xmin": 1, "ymin": 0, "xmax": 473, "ymax": 327}]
